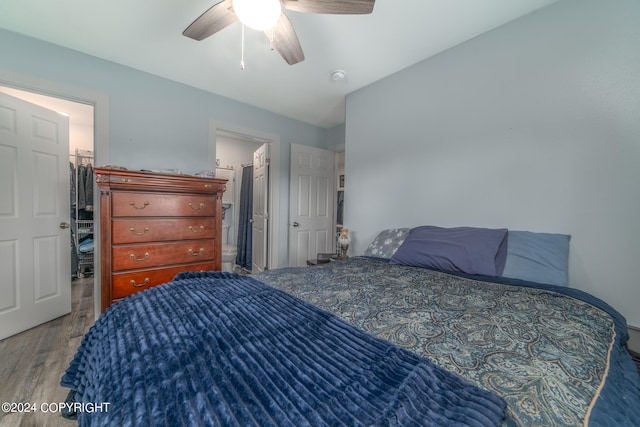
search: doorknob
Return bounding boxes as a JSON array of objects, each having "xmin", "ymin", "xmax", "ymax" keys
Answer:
[
  {"xmin": 59, "ymin": 222, "xmax": 71, "ymax": 229},
  {"xmin": 292, "ymin": 222, "xmax": 299, "ymax": 227}
]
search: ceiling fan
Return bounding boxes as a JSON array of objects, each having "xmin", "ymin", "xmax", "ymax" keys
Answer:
[{"xmin": 183, "ymin": 0, "xmax": 376, "ymax": 65}]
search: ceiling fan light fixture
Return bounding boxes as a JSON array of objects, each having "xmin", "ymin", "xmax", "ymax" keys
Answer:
[{"xmin": 233, "ymin": 0, "xmax": 281, "ymax": 31}]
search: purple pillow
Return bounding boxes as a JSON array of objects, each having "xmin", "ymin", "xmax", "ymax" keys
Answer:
[{"xmin": 390, "ymin": 226, "xmax": 508, "ymax": 277}]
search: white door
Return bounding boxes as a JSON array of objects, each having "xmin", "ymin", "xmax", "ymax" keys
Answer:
[
  {"xmin": 252, "ymin": 143, "xmax": 269, "ymax": 273},
  {"xmin": 0, "ymin": 92, "xmax": 71, "ymax": 340},
  {"xmin": 289, "ymin": 143, "xmax": 335, "ymax": 267}
]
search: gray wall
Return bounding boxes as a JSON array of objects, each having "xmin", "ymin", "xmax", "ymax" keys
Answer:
[
  {"xmin": 345, "ymin": 0, "xmax": 640, "ymax": 327},
  {"xmin": 326, "ymin": 124, "xmax": 346, "ymax": 150},
  {"xmin": 0, "ymin": 28, "xmax": 329, "ymax": 267}
]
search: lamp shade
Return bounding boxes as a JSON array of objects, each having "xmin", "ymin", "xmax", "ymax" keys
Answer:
[
  {"xmin": 234, "ymin": 0, "xmax": 281, "ymax": 31},
  {"xmin": 338, "ymin": 228, "xmax": 351, "ymax": 247}
]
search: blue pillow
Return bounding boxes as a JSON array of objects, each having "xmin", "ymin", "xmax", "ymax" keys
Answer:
[
  {"xmin": 390, "ymin": 226, "xmax": 508, "ymax": 277},
  {"xmin": 363, "ymin": 228, "xmax": 410, "ymax": 259},
  {"xmin": 502, "ymin": 231, "xmax": 571, "ymax": 287}
]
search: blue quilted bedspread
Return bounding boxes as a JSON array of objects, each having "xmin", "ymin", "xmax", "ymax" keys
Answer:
[{"xmin": 62, "ymin": 272, "xmax": 507, "ymax": 426}]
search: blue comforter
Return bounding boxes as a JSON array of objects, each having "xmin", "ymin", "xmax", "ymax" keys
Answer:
[
  {"xmin": 62, "ymin": 272, "xmax": 507, "ymax": 426},
  {"xmin": 257, "ymin": 257, "xmax": 640, "ymax": 426}
]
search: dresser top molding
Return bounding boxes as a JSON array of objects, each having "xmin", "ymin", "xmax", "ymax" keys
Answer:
[{"xmin": 95, "ymin": 168, "xmax": 228, "ymax": 195}]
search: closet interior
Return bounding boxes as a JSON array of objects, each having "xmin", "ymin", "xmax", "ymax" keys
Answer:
[{"xmin": 70, "ymin": 149, "xmax": 94, "ymax": 278}]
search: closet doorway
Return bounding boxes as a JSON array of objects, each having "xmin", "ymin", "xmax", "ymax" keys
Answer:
[{"xmin": 0, "ymin": 85, "xmax": 95, "ymax": 338}]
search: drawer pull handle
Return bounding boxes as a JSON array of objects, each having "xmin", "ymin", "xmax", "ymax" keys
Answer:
[
  {"xmin": 121, "ymin": 178, "xmax": 131, "ymax": 183},
  {"xmin": 204, "ymin": 184, "xmax": 212, "ymax": 188},
  {"xmin": 130, "ymin": 278, "xmax": 150, "ymax": 287},
  {"xmin": 189, "ymin": 225, "xmax": 205, "ymax": 233},
  {"xmin": 189, "ymin": 248, "xmax": 205, "ymax": 256},
  {"xmin": 188, "ymin": 202, "xmax": 205, "ymax": 210},
  {"xmin": 130, "ymin": 227, "xmax": 149, "ymax": 236},
  {"xmin": 129, "ymin": 252, "xmax": 149, "ymax": 262},
  {"xmin": 130, "ymin": 201, "xmax": 150, "ymax": 210}
]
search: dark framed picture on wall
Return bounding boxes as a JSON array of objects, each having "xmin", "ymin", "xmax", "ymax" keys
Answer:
[{"xmin": 339, "ymin": 174, "xmax": 344, "ymax": 188}]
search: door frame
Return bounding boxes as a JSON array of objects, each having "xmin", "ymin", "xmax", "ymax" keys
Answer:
[
  {"xmin": 209, "ymin": 120, "xmax": 280, "ymax": 270},
  {"xmin": 0, "ymin": 67, "xmax": 110, "ymax": 319}
]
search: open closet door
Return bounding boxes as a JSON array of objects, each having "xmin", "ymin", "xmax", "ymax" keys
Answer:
[
  {"xmin": 0, "ymin": 92, "xmax": 71, "ymax": 339},
  {"xmin": 251, "ymin": 143, "xmax": 269, "ymax": 273}
]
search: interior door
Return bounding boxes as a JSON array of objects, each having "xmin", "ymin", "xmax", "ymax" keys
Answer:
[
  {"xmin": 252, "ymin": 143, "xmax": 269, "ymax": 273},
  {"xmin": 288, "ymin": 143, "xmax": 335, "ymax": 267},
  {"xmin": 0, "ymin": 92, "xmax": 71, "ymax": 340}
]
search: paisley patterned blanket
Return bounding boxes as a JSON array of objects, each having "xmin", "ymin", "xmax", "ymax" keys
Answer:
[
  {"xmin": 256, "ymin": 257, "xmax": 640, "ymax": 426},
  {"xmin": 61, "ymin": 272, "xmax": 507, "ymax": 426}
]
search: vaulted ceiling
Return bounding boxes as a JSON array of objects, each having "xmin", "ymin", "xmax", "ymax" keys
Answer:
[{"xmin": 0, "ymin": 0, "xmax": 559, "ymax": 128}]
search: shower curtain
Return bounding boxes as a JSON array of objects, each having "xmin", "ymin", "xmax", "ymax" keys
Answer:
[{"xmin": 236, "ymin": 165, "xmax": 253, "ymax": 270}]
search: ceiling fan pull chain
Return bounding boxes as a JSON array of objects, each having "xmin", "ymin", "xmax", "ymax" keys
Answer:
[{"xmin": 240, "ymin": 24, "xmax": 246, "ymax": 70}]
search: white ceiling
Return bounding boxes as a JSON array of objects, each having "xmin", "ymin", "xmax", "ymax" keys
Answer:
[{"xmin": 0, "ymin": 0, "xmax": 560, "ymax": 128}]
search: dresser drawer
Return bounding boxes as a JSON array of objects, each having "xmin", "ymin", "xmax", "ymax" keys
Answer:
[
  {"xmin": 112, "ymin": 218, "xmax": 215, "ymax": 244},
  {"xmin": 111, "ymin": 262, "xmax": 214, "ymax": 300},
  {"xmin": 112, "ymin": 240, "xmax": 216, "ymax": 271},
  {"xmin": 112, "ymin": 192, "xmax": 215, "ymax": 217}
]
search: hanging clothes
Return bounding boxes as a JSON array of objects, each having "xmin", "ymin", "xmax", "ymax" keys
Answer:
[
  {"xmin": 236, "ymin": 166, "xmax": 253, "ymax": 270},
  {"xmin": 77, "ymin": 164, "xmax": 87, "ymax": 210},
  {"xmin": 70, "ymin": 161, "xmax": 76, "ymax": 210},
  {"xmin": 76, "ymin": 163, "xmax": 94, "ymax": 219},
  {"xmin": 84, "ymin": 163, "xmax": 94, "ymax": 211}
]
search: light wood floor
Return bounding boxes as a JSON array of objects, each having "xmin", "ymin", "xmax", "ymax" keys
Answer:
[{"xmin": 0, "ymin": 277, "xmax": 95, "ymax": 427}]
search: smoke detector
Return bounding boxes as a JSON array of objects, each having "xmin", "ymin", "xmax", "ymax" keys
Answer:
[{"xmin": 330, "ymin": 70, "xmax": 346, "ymax": 81}]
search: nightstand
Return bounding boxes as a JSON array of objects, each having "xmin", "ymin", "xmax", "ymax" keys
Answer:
[{"xmin": 306, "ymin": 253, "xmax": 338, "ymax": 266}]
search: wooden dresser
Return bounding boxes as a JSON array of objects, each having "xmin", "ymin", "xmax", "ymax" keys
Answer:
[{"xmin": 96, "ymin": 168, "xmax": 227, "ymax": 312}]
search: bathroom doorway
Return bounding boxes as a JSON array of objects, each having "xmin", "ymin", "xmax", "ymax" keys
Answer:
[{"xmin": 215, "ymin": 130, "xmax": 273, "ymax": 273}]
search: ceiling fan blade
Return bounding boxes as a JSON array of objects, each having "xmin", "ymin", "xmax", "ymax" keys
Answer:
[
  {"xmin": 283, "ymin": 0, "xmax": 375, "ymax": 14},
  {"xmin": 183, "ymin": 0, "xmax": 237, "ymax": 41},
  {"xmin": 266, "ymin": 13, "xmax": 305, "ymax": 65}
]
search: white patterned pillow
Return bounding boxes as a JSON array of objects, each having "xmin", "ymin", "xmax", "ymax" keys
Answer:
[{"xmin": 363, "ymin": 228, "xmax": 410, "ymax": 259}]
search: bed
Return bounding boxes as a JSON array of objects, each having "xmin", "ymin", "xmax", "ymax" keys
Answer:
[{"xmin": 61, "ymin": 226, "xmax": 640, "ymax": 426}]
